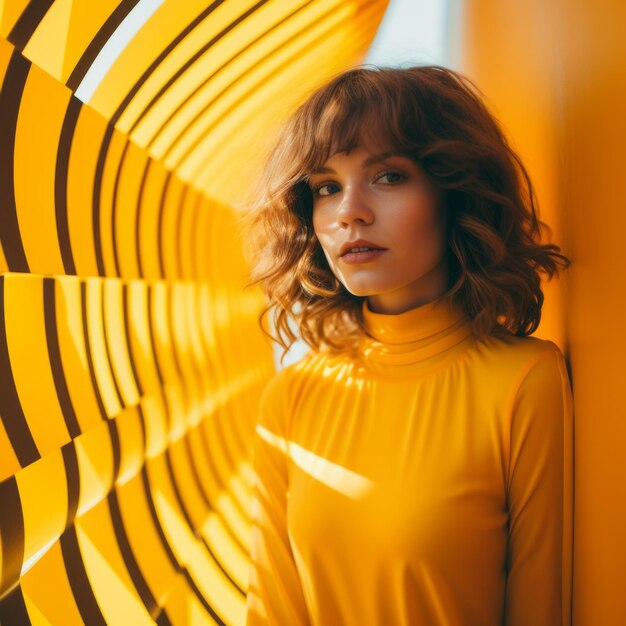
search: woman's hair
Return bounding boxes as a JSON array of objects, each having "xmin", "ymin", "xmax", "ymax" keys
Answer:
[{"xmin": 247, "ymin": 65, "xmax": 570, "ymax": 355}]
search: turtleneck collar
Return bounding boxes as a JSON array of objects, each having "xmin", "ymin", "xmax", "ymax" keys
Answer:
[{"xmin": 359, "ymin": 295, "xmax": 475, "ymax": 370}]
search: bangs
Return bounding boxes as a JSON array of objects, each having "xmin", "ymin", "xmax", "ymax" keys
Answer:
[
  {"xmin": 292, "ymin": 69, "xmax": 425, "ymax": 176},
  {"xmin": 309, "ymin": 97, "xmax": 378, "ymax": 168}
]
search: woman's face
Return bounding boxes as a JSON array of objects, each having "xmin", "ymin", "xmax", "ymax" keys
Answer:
[{"xmin": 309, "ymin": 139, "xmax": 449, "ymax": 314}]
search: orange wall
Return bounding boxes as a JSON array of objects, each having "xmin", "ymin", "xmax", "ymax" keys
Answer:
[{"xmin": 456, "ymin": 1, "xmax": 626, "ymax": 623}]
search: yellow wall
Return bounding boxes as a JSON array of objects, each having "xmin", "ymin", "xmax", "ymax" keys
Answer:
[{"xmin": 457, "ymin": 1, "xmax": 626, "ymax": 623}]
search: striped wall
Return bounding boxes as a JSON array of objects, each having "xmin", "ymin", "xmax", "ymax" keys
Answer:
[{"xmin": 0, "ymin": 1, "xmax": 388, "ymax": 623}]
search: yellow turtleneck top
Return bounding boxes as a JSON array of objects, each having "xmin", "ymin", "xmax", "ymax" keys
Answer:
[{"xmin": 246, "ymin": 297, "xmax": 573, "ymax": 626}]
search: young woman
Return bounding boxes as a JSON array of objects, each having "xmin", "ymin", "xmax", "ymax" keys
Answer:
[{"xmin": 245, "ymin": 66, "xmax": 573, "ymax": 626}]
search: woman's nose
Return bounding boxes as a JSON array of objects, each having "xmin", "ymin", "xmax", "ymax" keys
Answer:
[{"xmin": 336, "ymin": 186, "xmax": 374, "ymax": 227}]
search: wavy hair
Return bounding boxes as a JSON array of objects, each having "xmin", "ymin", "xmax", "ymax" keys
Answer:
[{"xmin": 247, "ymin": 65, "xmax": 570, "ymax": 355}]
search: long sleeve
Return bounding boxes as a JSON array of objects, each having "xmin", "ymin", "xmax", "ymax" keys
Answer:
[
  {"xmin": 503, "ymin": 346, "xmax": 574, "ymax": 626},
  {"xmin": 246, "ymin": 373, "xmax": 311, "ymax": 626}
]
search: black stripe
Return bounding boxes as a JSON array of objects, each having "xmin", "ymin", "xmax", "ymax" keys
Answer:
[
  {"xmin": 181, "ymin": 436, "xmax": 246, "ymax": 594},
  {"xmin": 92, "ymin": 124, "xmax": 115, "ymax": 276},
  {"xmin": 163, "ymin": 449, "xmax": 195, "ymax": 532},
  {"xmin": 0, "ymin": 277, "xmax": 39, "ymax": 466},
  {"xmin": 164, "ymin": 444, "xmax": 244, "ymax": 600},
  {"xmin": 66, "ymin": 0, "xmax": 140, "ymax": 92},
  {"xmin": 187, "ymin": 192, "xmax": 202, "ymax": 279},
  {"xmin": 0, "ymin": 477, "xmax": 25, "ymax": 599},
  {"xmin": 43, "ymin": 278, "xmax": 81, "ymax": 438},
  {"xmin": 164, "ymin": 285, "xmax": 200, "ymax": 439},
  {"xmin": 140, "ymin": 466, "xmax": 180, "ymax": 571},
  {"xmin": 161, "ymin": 0, "xmax": 338, "ymax": 163},
  {"xmin": 124, "ymin": 0, "xmax": 270, "ymax": 135},
  {"xmin": 7, "ymin": 0, "xmax": 55, "ymax": 50},
  {"xmin": 55, "ymin": 96, "xmax": 82, "ymax": 275},
  {"xmin": 163, "ymin": 289, "xmax": 185, "ymax": 382},
  {"xmin": 142, "ymin": 464, "xmax": 230, "ymax": 622},
  {"xmin": 183, "ymin": 569, "xmax": 225, "ymax": 625},
  {"xmin": 171, "ymin": 0, "xmax": 360, "ymax": 168},
  {"xmin": 107, "ymin": 489, "xmax": 158, "ymax": 616},
  {"xmin": 0, "ymin": 582, "xmax": 30, "ymax": 625},
  {"xmin": 145, "ymin": 0, "xmax": 316, "ymax": 152},
  {"xmin": 135, "ymin": 403, "xmax": 147, "ymax": 464},
  {"xmin": 80, "ymin": 282, "xmax": 108, "ymax": 421},
  {"xmin": 155, "ymin": 608, "xmax": 173, "ymax": 626},
  {"xmin": 190, "ymin": 197, "xmax": 203, "ymax": 280},
  {"xmin": 111, "ymin": 141, "xmax": 131, "ymax": 277},
  {"xmin": 108, "ymin": 0, "xmax": 228, "ymax": 127},
  {"xmin": 145, "ymin": 287, "xmax": 170, "ymax": 437},
  {"xmin": 134, "ymin": 159, "xmax": 152, "ymax": 279},
  {"xmin": 107, "ymin": 418, "xmax": 121, "ymax": 482},
  {"xmin": 122, "ymin": 284, "xmax": 144, "ymax": 397},
  {"xmin": 196, "ymin": 0, "xmax": 382, "ymax": 168},
  {"xmin": 99, "ymin": 281, "xmax": 124, "ymax": 407},
  {"xmin": 60, "ymin": 527, "xmax": 107, "ymax": 626},
  {"xmin": 181, "ymin": 434, "xmax": 210, "ymax": 509},
  {"xmin": 176, "ymin": 287, "xmax": 206, "ymax": 413},
  {"xmin": 146, "ymin": 286, "xmax": 165, "ymax": 387},
  {"xmin": 175, "ymin": 186, "xmax": 193, "ymax": 279},
  {"xmin": 197, "ymin": 421, "xmax": 245, "ymax": 522},
  {"xmin": 0, "ymin": 50, "xmax": 30, "ymax": 272},
  {"xmin": 61, "ymin": 441, "xmax": 80, "ymax": 530},
  {"xmin": 200, "ymin": 534, "xmax": 245, "ymax": 597},
  {"xmin": 156, "ymin": 171, "xmax": 173, "ymax": 280}
]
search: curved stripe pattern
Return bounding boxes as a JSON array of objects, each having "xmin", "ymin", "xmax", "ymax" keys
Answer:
[{"xmin": 0, "ymin": 1, "xmax": 388, "ymax": 623}]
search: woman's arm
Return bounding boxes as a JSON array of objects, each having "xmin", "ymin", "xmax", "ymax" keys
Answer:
[
  {"xmin": 246, "ymin": 373, "xmax": 311, "ymax": 626},
  {"xmin": 504, "ymin": 345, "xmax": 574, "ymax": 626}
]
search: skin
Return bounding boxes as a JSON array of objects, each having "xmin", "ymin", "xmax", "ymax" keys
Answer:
[{"xmin": 309, "ymin": 140, "xmax": 449, "ymax": 315}]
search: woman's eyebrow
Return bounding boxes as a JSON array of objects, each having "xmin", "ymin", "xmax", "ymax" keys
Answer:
[
  {"xmin": 310, "ymin": 152, "xmax": 402, "ymax": 175},
  {"xmin": 309, "ymin": 165, "xmax": 335, "ymax": 175},
  {"xmin": 361, "ymin": 151, "xmax": 402, "ymax": 167}
]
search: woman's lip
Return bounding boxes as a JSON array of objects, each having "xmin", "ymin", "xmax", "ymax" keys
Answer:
[
  {"xmin": 340, "ymin": 249, "xmax": 387, "ymax": 264},
  {"xmin": 339, "ymin": 240, "xmax": 386, "ymax": 256}
]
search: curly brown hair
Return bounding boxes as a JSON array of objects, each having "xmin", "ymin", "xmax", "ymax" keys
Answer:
[{"xmin": 247, "ymin": 65, "xmax": 570, "ymax": 355}]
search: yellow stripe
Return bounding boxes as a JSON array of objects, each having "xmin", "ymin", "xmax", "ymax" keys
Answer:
[
  {"xmin": 5, "ymin": 275, "xmax": 71, "ymax": 456},
  {"xmin": 0, "ymin": 410, "xmax": 21, "ymax": 482},
  {"xmin": 65, "ymin": 104, "xmax": 105, "ymax": 276},
  {"xmin": 0, "ymin": 0, "xmax": 30, "ymax": 38},
  {"xmin": 116, "ymin": 469, "xmax": 180, "ymax": 606},
  {"xmin": 13, "ymin": 66, "xmax": 69, "ymax": 275},
  {"xmin": 113, "ymin": 142, "xmax": 146, "ymax": 279},
  {"xmin": 55, "ymin": 277, "xmax": 104, "ymax": 433},
  {"xmin": 97, "ymin": 129, "xmax": 128, "ymax": 277},
  {"xmin": 102, "ymin": 279, "xmax": 141, "ymax": 407},
  {"xmin": 21, "ymin": 0, "xmax": 71, "ymax": 80},
  {"xmin": 16, "ymin": 449, "xmax": 68, "ymax": 578},
  {"xmin": 135, "ymin": 161, "xmax": 168, "ymax": 280},
  {"xmin": 75, "ymin": 501, "xmax": 154, "ymax": 625},
  {"xmin": 75, "ymin": 420, "xmax": 114, "ymax": 518},
  {"xmin": 21, "ymin": 540, "xmax": 84, "ymax": 626}
]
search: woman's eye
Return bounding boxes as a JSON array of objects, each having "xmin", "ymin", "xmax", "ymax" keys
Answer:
[
  {"xmin": 312, "ymin": 182, "xmax": 340, "ymax": 197},
  {"xmin": 376, "ymin": 171, "xmax": 406, "ymax": 184}
]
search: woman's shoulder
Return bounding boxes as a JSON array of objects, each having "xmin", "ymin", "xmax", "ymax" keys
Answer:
[
  {"xmin": 261, "ymin": 350, "xmax": 327, "ymax": 399},
  {"xmin": 464, "ymin": 332, "xmax": 571, "ymax": 416},
  {"xmin": 470, "ymin": 330, "xmax": 569, "ymax": 392},
  {"xmin": 262, "ymin": 348, "xmax": 354, "ymax": 405},
  {"xmin": 475, "ymin": 329, "xmax": 564, "ymax": 365}
]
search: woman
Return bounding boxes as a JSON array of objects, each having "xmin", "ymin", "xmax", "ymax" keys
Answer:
[{"xmin": 245, "ymin": 66, "xmax": 573, "ymax": 626}]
